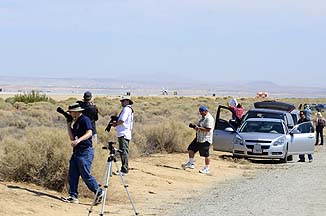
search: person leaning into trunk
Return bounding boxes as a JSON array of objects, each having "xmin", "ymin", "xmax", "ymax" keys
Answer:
[
  {"xmin": 63, "ymin": 102, "xmax": 103, "ymax": 204},
  {"xmin": 112, "ymin": 95, "xmax": 134, "ymax": 176},
  {"xmin": 182, "ymin": 105, "xmax": 215, "ymax": 174}
]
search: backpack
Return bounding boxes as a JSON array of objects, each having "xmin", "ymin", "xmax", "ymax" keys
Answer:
[{"xmin": 77, "ymin": 101, "xmax": 98, "ymax": 122}]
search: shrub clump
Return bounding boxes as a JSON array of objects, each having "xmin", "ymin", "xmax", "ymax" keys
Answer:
[
  {"xmin": 0, "ymin": 127, "xmax": 69, "ymax": 191},
  {"xmin": 141, "ymin": 121, "xmax": 193, "ymax": 154},
  {"xmin": 5, "ymin": 90, "xmax": 55, "ymax": 104}
]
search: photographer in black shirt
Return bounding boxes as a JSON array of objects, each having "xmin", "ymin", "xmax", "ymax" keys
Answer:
[{"xmin": 77, "ymin": 91, "xmax": 99, "ymax": 143}]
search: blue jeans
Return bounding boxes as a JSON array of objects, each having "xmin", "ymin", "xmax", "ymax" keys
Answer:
[
  {"xmin": 69, "ymin": 148, "xmax": 101, "ymax": 198},
  {"xmin": 316, "ymin": 128, "xmax": 324, "ymax": 145}
]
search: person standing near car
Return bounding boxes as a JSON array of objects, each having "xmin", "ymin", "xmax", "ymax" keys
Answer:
[
  {"xmin": 304, "ymin": 104, "xmax": 312, "ymax": 121},
  {"xmin": 63, "ymin": 102, "xmax": 102, "ymax": 204},
  {"xmin": 315, "ymin": 112, "xmax": 325, "ymax": 145},
  {"xmin": 112, "ymin": 95, "xmax": 134, "ymax": 176},
  {"xmin": 298, "ymin": 111, "xmax": 313, "ymax": 162},
  {"xmin": 182, "ymin": 105, "xmax": 215, "ymax": 174}
]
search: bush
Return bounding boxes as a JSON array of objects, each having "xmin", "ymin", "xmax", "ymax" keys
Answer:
[
  {"xmin": 0, "ymin": 127, "xmax": 69, "ymax": 191},
  {"xmin": 141, "ymin": 121, "xmax": 193, "ymax": 154},
  {"xmin": 6, "ymin": 90, "xmax": 55, "ymax": 104}
]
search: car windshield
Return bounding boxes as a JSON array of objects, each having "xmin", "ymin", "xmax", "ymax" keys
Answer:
[
  {"xmin": 240, "ymin": 121, "xmax": 284, "ymax": 134},
  {"xmin": 245, "ymin": 111, "xmax": 284, "ymax": 120}
]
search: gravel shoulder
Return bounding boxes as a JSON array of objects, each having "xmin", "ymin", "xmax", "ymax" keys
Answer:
[{"xmin": 166, "ymin": 146, "xmax": 326, "ymax": 216}]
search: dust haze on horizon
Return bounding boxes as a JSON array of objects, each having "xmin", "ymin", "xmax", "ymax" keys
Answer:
[{"xmin": 1, "ymin": 1, "xmax": 326, "ymax": 88}]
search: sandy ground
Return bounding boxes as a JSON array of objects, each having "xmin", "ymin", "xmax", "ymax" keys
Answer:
[{"xmin": 0, "ymin": 151, "xmax": 251, "ymax": 216}]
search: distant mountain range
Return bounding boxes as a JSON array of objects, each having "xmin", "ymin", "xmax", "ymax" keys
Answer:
[{"xmin": 0, "ymin": 76, "xmax": 325, "ymax": 98}]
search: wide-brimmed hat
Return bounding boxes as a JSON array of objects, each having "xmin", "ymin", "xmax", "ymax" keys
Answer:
[
  {"xmin": 120, "ymin": 95, "xmax": 133, "ymax": 105},
  {"xmin": 316, "ymin": 112, "xmax": 322, "ymax": 117},
  {"xmin": 83, "ymin": 91, "xmax": 92, "ymax": 100},
  {"xmin": 67, "ymin": 103, "xmax": 84, "ymax": 112}
]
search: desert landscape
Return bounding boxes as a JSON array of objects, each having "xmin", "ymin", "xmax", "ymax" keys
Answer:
[
  {"xmin": 0, "ymin": 92, "xmax": 325, "ymax": 215},
  {"xmin": 0, "ymin": 151, "xmax": 254, "ymax": 216}
]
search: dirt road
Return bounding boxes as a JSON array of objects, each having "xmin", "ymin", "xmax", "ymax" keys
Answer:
[
  {"xmin": 2, "ymin": 147, "xmax": 325, "ymax": 216},
  {"xmin": 167, "ymin": 146, "xmax": 326, "ymax": 216}
]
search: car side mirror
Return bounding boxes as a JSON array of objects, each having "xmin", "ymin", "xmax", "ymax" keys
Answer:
[
  {"xmin": 225, "ymin": 127, "xmax": 235, "ymax": 132},
  {"xmin": 290, "ymin": 129, "xmax": 300, "ymax": 135}
]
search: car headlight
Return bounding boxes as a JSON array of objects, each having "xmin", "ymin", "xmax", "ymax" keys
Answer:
[
  {"xmin": 273, "ymin": 137, "xmax": 286, "ymax": 146},
  {"xmin": 233, "ymin": 135, "xmax": 244, "ymax": 145}
]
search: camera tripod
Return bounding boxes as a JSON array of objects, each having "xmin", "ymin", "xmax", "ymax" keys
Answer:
[{"xmin": 88, "ymin": 142, "xmax": 139, "ymax": 216}]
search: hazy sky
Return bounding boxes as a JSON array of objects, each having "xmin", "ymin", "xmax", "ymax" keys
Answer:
[{"xmin": 1, "ymin": 0, "xmax": 325, "ymax": 87}]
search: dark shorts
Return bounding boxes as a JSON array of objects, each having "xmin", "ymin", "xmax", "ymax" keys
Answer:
[{"xmin": 187, "ymin": 138, "xmax": 211, "ymax": 157}]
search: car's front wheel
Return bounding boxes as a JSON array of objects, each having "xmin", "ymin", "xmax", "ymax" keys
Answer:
[{"xmin": 280, "ymin": 155, "xmax": 288, "ymax": 163}]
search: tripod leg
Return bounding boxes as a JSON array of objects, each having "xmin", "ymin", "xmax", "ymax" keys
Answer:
[
  {"xmin": 87, "ymin": 159, "xmax": 112, "ymax": 216},
  {"xmin": 113, "ymin": 161, "xmax": 139, "ymax": 215},
  {"xmin": 100, "ymin": 160, "xmax": 113, "ymax": 216}
]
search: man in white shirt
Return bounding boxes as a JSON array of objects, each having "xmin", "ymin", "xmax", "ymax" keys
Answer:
[{"xmin": 113, "ymin": 95, "xmax": 134, "ymax": 175}]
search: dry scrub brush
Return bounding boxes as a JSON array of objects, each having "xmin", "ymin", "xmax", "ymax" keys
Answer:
[
  {"xmin": 0, "ymin": 127, "xmax": 69, "ymax": 191},
  {"xmin": 0, "ymin": 95, "xmax": 323, "ymax": 193}
]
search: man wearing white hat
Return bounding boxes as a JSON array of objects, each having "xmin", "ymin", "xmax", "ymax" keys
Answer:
[
  {"xmin": 63, "ymin": 102, "xmax": 103, "ymax": 205},
  {"xmin": 113, "ymin": 96, "xmax": 134, "ymax": 175}
]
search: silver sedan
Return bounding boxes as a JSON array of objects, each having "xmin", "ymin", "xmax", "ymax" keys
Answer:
[{"xmin": 213, "ymin": 118, "xmax": 315, "ymax": 162}]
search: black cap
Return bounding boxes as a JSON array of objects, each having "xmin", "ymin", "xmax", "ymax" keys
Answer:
[{"xmin": 83, "ymin": 91, "xmax": 92, "ymax": 100}]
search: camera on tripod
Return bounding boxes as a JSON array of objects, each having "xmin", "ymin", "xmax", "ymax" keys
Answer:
[
  {"xmin": 56, "ymin": 107, "xmax": 73, "ymax": 122},
  {"xmin": 188, "ymin": 123, "xmax": 197, "ymax": 128},
  {"xmin": 102, "ymin": 141, "xmax": 116, "ymax": 151},
  {"xmin": 105, "ymin": 116, "xmax": 119, "ymax": 133}
]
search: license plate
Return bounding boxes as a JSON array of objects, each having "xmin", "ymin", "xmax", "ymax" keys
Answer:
[{"xmin": 253, "ymin": 144, "xmax": 262, "ymax": 154}]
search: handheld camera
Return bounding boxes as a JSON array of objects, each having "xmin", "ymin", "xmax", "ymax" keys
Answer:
[
  {"xmin": 188, "ymin": 123, "xmax": 197, "ymax": 129},
  {"xmin": 105, "ymin": 116, "xmax": 119, "ymax": 133}
]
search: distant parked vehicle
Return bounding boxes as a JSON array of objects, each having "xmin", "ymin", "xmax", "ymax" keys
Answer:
[
  {"xmin": 213, "ymin": 118, "xmax": 315, "ymax": 163},
  {"xmin": 298, "ymin": 103, "xmax": 326, "ymax": 112}
]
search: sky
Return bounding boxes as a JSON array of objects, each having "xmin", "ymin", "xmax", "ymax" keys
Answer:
[{"xmin": 0, "ymin": 0, "xmax": 326, "ymax": 87}]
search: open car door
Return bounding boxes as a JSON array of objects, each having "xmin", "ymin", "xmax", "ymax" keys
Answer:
[
  {"xmin": 212, "ymin": 105, "xmax": 240, "ymax": 153},
  {"xmin": 287, "ymin": 121, "xmax": 315, "ymax": 155}
]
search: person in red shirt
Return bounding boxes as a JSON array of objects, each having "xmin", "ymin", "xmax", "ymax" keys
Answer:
[{"xmin": 229, "ymin": 103, "xmax": 245, "ymax": 120}]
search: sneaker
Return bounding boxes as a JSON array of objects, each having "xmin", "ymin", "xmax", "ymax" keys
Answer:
[
  {"xmin": 309, "ymin": 159, "xmax": 313, "ymax": 163},
  {"xmin": 298, "ymin": 159, "xmax": 305, "ymax": 162},
  {"xmin": 62, "ymin": 195, "xmax": 79, "ymax": 204},
  {"xmin": 181, "ymin": 162, "xmax": 195, "ymax": 170},
  {"xmin": 113, "ymin": 170, "xmax": 128, "ymax": 176},
  {"xmin": 94, "ymin": 192, "xmax": 103, "ymax": 205},
  {"xmin": 199, "ymin": 167, "xmax": 210, "ymax": 174}
]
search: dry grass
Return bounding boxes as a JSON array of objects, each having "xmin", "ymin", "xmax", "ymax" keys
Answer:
[{"xmin": 0, "ymin": 95, "xmax": 325, "ymax": 195}]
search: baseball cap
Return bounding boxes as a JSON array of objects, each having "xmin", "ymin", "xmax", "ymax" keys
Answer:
[
  {"xmin": 199, "ymin": 105, "xmax": 208, "ymax": 112},
  {"xmin": 83, "ymin": 91, "xmax": 92, "ymax": 100}
]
